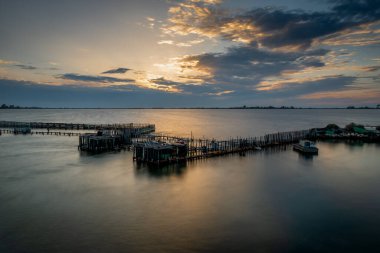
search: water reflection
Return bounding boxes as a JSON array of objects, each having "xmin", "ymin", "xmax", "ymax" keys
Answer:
[
  {"xmin": 1, "ymin": 124, "xmax": 380, "ymax": 253},
  {"xmin": 321, "ymin": 139, "xmax": 368, "ymax": 150},
  {"xmin": 297, "ymin": 152, "xmax": 316, "ymax": 161},
  {"xmin": 133, "ymin": 145, "xmax": 295, "ymax": 179},
  {"xmin": 78, "ymin": 150, "xmax": 127, "ymax": 157},
  {"xmin": 134, "ymin": 162, "xmax": 188, "ymax": 178},
  {"xmin": 262, "ymin": 144, "xmax": 289, "ymax": 156}
]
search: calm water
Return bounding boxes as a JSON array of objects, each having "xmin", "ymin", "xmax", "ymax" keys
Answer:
[{"xmin": 1, "ymin": 109, "xmax": 380, "ymax": 253}]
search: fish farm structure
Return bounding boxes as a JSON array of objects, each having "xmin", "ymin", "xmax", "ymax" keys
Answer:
[
  {"xmin": 79, "ymin": 132, "xmax": 125, "ymax": 152},
  {"xmin": 1, "ymin": 120, "xmax": 379, "ymax": 165},
  {"xmin": 0, "ymin": 120, "xmax": 155, "ymax": 152},
  {"xmin": 132, "ymin": 130, "xmax": 313, "ymax": 165}
]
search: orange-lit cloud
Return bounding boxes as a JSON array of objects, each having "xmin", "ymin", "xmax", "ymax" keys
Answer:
[
  {"xmin": 300, "ymin": 89, "xmax": 380, "ymax": 100},
  {"xmin": 157, "ymin": 39, "xmax": 205, "ymax": 47},
  {"xmin": 158, "ymin": 40, "xmax": 174, "ymax": 45},
  {"xmin": 319, "ymin": 23, "xmax": 380, "ymax": 47},
  {"xmin": 0, "ymin": 59, "xmax": 19, "ymax": 65},
  {"xmin": 207, "ymin": 90, "xmax": 234, "ymax": 96},
  {"xmin": 256, "ymin": 75, "xmax": 341, "ymax": 91}
]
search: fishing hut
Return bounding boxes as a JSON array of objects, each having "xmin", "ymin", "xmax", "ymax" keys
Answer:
[
  {"xmin": 133, "ymin": 141, "xmax": 188, "ymax": 165},
  {"xmin": 78, "ymin": 131, "xmax": 124, "ymax": 152}
]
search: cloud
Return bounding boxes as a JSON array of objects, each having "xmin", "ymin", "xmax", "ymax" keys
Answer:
[
  {"xmin": 158, "ymin": 40, "xmax": 174, "ymax": 45},
  {"xmin": 1, "ymin": 60, "xmax": 44, "ymax": 71},
  {"xmin": 148, "ymin": 76, "xmax": 237, "ymax": 96},
  {"xmin": 320, "ymin": 24, "xmax": 380, "ymax": 47},
  {"xmin": 1, "ymin": 75, "xmax": 377, "ymax": 107},
  {"xmin": 299, "ymin": 89, "xmax": 380, "ymax": 101},
  {"xmin": 0, "ymin": 59, "xmax": 18, "ymax": 65},
  {"xmin": 158, "ymin": 39, "xmax": 205, "ymax": 47},
  {"xmin": 361, "ymin": 65, "xmax": 380, "ymax": 72},
  {"xmin": 0, "ymin": 78, "xmax": 235, "ymax": 108},
  {"xmin": 259, "ymin": 75, "xmax": 355, "ymax": 96},
  {"xmin": 207, "ymin": 90, "xmax": 234, "ymax": 96},
  {"xmin": 179, "ymin": 43, "xmax": 330, "ymax": 86},
  {"xmin": 148, "ymin": 77, "xmax": 184, "ymax": 92},
  {"xmin": 330, "ymin": 0, "xmax": 380, "ymax": 17},
  {"xmin": 166, "ymin": 38, "xmax": 379, "ymax": 101},
  {"xmin": 14, "ymin": 64, "xmax": 37, "ymax": 70},
  {"xmin": 149, "ymin": 77, "xmax": 183, "ymax": 86},
  {"xmin": 101, "ymin": 67, "xmax": 131, "ymax": 74},
  {"xmin": 163, "ymin": 0, "xmax": 380, "ymax": 49},
  {"xmin": 56, "ymin": 73, "xmax": 135, "ymax": 83}
]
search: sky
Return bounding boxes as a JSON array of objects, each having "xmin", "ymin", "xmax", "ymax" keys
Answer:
[{"xmin": 0, "ymin": 0, "xmax": 379, "ymax": 107}]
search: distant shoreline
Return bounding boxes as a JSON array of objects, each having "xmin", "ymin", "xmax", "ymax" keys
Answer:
[{"xmin": 1, "ymin": 107, "xmax": 379, "ymax": 110}]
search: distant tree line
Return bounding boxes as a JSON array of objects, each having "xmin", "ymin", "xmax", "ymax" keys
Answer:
[
  {"xmin": 0, "ymin": 103, "xmax": 379, "ymax": 109},
  {"xmin": 1, "ymin": 104, "xmax": 41, "ymax": 109},
  {"xmin": 232, "ymin": 105, "xmax": 297, "ymax": 109},
  {"xmin": 347, "ymin": 105, "xmax": 380, "ymax": 109},
  {"xmin": 233, "ymin": 105, "xmax": 380, "ymax": 109}
]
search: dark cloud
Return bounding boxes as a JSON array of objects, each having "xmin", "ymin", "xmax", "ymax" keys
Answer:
[
  {"xmin": 262, "ymin": 75, "xmax": 355, "ymax": 98},
  {"xmin": 252, "ymin": 9, "xmax": 348, "ymax": 49},
  {"xmin": 149, "ymin": 77, "xmax": 235, "ymax": 95},
  {"xmin": 56, "ymin": 73, "xmax": 135, "ymax": 83},
  {"xmin": 149, "ymin": 77, "xmax": 183, "ymax": 86},
  {"xmin": 0, "ymin": 79, "xmax": 230, "ymax": 108},
  {"xmin": 167, "ymin": 0, "xmax": 380, "ymax": 49},
  {"xmin": 14, "ymin": 64, "xmax": 37, "ymax": 70},
  {"xmin": 0, "ymin": 75, "xmax": 374, "ymax": 107},
  {"xmin": 330, "ymin": 0, "xmax": 380, "ymax": 18},
  {"xmin": 181, "ymin": 43, "xmax": 329, "ymax": 86},
  {"xmin": 362, "ymin": 65, "xmax": 380, "ymax": 72},
  {"xmin": 180, "ymin": 83, "xmax": 234, "ymax": 96},
  {"xmin": 249, "ymin": 0, "xmax": 380, "ymax": 49},
  {"xmin": 101, "ymin": 67, "xmax": 131, "ymax": 74}
]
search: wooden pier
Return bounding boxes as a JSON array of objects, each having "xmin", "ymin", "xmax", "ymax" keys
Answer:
[
  {"xmin": 0, "ymin": 129, "xmax": 81, "ymax": 136},
  {"xmin": 0, "ymin": 120, "xmax": 155, "ymax": 136},
  {"xmin": 0, "ymin": 120, "xmax": 155, "ymax": 141},
  {"xmin": 133, "ymin": 130, "xmax": 313, "ymax": 165},
  {"xmin": 0, "ymin": 120, "xmax": 156, "ymax": 152}
]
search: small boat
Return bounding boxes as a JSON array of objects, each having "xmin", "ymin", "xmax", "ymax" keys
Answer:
[{"xmin": 293, "ymin": 140, "xmax": 318, "ymax": 154}]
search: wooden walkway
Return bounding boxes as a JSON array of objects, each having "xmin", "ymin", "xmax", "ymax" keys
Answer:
[
  {"xmin": 0, "ymin": 120, "xmax": 155, "ymax": 132},
  {"xmin": 0, "ymin": 120, "xmax": 155, "ymax": 137},
  {"xmin": 0, "ymin": 129, "xmax": 82, "ymax": 136}
]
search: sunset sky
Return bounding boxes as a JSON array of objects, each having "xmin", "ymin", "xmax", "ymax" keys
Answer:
[{"xmin": 0, "ymin": 0, "xmax": 379, "ymax": 107}]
